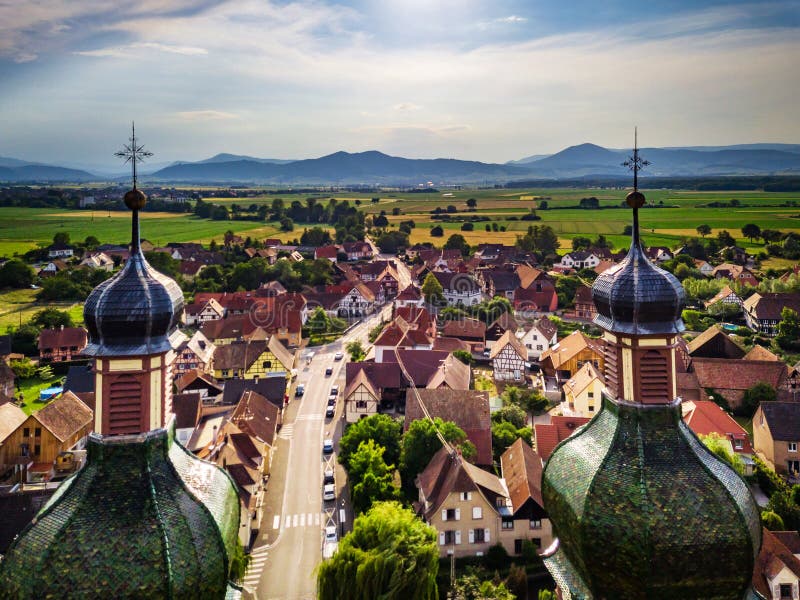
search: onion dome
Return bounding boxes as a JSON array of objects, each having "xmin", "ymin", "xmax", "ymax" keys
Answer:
[
  {"xmin": 83, "ymin": 187, "xmax": 184, "ymax": 356},
  {"xmin": 541, "ymin": 396, "xmax": 761, "ymax": 599},
  {"xmin": 592, "ymin": 191, "xmax": 685, "ymax": 335},
  {"xmin": 0, "ymin": 423, "xmax": 243, "ymax": 599}
]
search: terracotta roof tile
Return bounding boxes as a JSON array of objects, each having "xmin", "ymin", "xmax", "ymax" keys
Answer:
[
  {"xmin": 500, "ymin": 438, "xmax": 544, "ymax": 514},
  {"xmin": 534, "ymin": 416, "xmax": 590, "ymax": 461},
  {"xmin": 33, "ymin": 391, "xmax": 92, "ymax": 443},
  {"xmin": 681, "ymin": 400, "xmax": 752, "ymax": 453}
]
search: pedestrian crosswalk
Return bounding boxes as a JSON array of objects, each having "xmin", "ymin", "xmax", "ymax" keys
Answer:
[
  {"xmin": 296, "ymin": 414, "xmax": 323, "ymax": 422},
  {"xmin": 243, "ymin": 544, "xmax": 270, "ymax": 588},
  {"xmin": 278, "ymin": 424, "xmax": 294, "ymax": 439},
  {"xmin": 273, "ymin": 511, "xmax": 323, "ymax": 530}
]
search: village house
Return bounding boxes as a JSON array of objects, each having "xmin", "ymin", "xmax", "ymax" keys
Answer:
[
  {"xmin": 404, "ymin": 389, "xmax": 492, "ymax": 466},
  {"xmin": 513, "ymin": 267, "xmax": 558, "ymax": 314},
  {"xmin": 0, "ymin": 392, "xmax": 92, "ymax": 480},
  {"xmin": 172, "ymin": 392, "xmax": 202, "ymax": 446},
  {"xmin": 573, "ymin": 285, "xmax": 597, "ymax": 321},
  {"xmin": 432, "ymin": 271, "xmax": 482, "ymax": 307},
  {"xmin": 38, "ymin": 259, "xmax": 68, "ymax": 278},
  {"xmin": 691, "ymin": 357, "xmax": 789, "ymax": 411},
  {"xmin": 752, "ymin": 529, "xmax": 800, "ymax": 600},
  {"xmin": 517, "ymin": 318, "xmax": 558, "ymax": 361},
  {"xmin": 314, "ymin": 245, "xmax": 339, "ymax": 262},
  {"xmin": 553, "ymin": 251, "xmax": 602, "ymax": 273},
  {"xmin": 539, "ymin": 330, "xmax": 604, "ymax": 382},
  {"xmin": 441, "ymin": 318, "xmax": 486, "ymax": 349},
  {"xmin": 485, "ymin": 312, "xmax": 519, "ymax": 349},
  {"xmin": 212, "ymin": 337, "xmax": 296, "ymax": 381},
  {"xmin": 342, "ymin": 241, "xmax": 373, "ymax": 261},
  {"xmin": 372, "ymin": 316, "xmax": 433, "ymax": 363},
  {"xmin": 38, "ymin": 326, "xmax": 87, "ymax": 362},
  {"xmin": 704, "ymin": 285, "xmax": 743, "ymax": 311},
  {"xmin": 562, "ymin": 362, "xmax": 604, "ymax": 417},
  {"xmin": 754, "ymin": 402, "xmax": 800, "ymax": 478},
  {"xmin": 343, "ymin": 370, "xmax": 381, "ymax": 423},
  {"xmin": 681, "ymin": 400, "xmax": 753, "ymax": 455},
  {"xmin": 174, "ymin": 370, "xmax": 224, "ymax": 400},
  {"xmin": 0, "ymin": 403, "xmax": 28, "ymax": 474},
  {"xmin": 395, "ymin": 285, "xmax": 424, "ymax": 308},
  {"xmin": 338, "ymin": 282, "xmax": 377, "ymax": 317},
  {"xmin": 478, "ymin": 268, "xmax": 520, "ymax": 300},
  {"xmin": 47, "ymin": 242, "xmax": 73, "ymax": 259},
  {"xmin": 687, "ymin": 325, "xmax": 746, "ymax": 359},
  {"xmin": 185, "ymin": 298, "xmax": 226, "ymax": 327},
  {"xmin": 173, "ymin": 331, "xmax": 216, "ymax": 379},
  {"xmin": 490, "ymin": 330, "xmax": 528, "ymax": 382},
  {"xmin": 79, "ymin": 251, "xmax": 114, "ymax": 271},
  {"xmin": 644, "ymin": 246, "xmax": 673, "ymax": 263},
  {"xmin": 693, "ymin": 259, "xmax": 714, "ymax": 277},
  {"xmin": 744, "ymin": 293, "xmax": 800, "ymax": 336},
  {"xmin": 713, "ymin": 263, "xmax": 759, "ymax": 288},
  {"xmin": 499, "ymin": 438, "xmax": 552, "ymax": 553}
]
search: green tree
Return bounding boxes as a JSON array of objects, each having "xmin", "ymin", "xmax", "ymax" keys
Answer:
[
  {"xmin": 452, "ymin": 350, "xmax": 473, "ymax": 365},
  {"xmin": 376, "ymin": 231, "xmax": 409, "ymax": 254},
  {"xmin": 776, "ymin": 307, "xmax": 800, "ymax": 350},
  {"xmin": 741, "ymin": 224, "xmax": 761, "ymax": 243},
  {"xmin": 466, "ymin": 198, "xmax": 477, "ymax": 208},
  {"xmin": 144, "ymin": 251, "xmax": 180, "ymax": 277},
  {"xmin": 717, "ymin": 230, "xmax": 736, "ymax": 247},
  {"xmin": 349, "ymin": 440, "xmax": 400, "ymax": 514},
  {"xmin": 767, "ymin": 488, "xmax": 800, "ymax": 531},
  {"xmin": 452, "ymin": 570, "xmax": 515, "ymax": 600},
  {"xmin": 400, "ymin": 418, "xmax": 475, "ymax": 493},
  {"xmin": 491, "ymin": 405, "xmax": 527, "ymax": 429},
  {"xmin": 505, "ymin": 564, "xmax": 527, "ymax": 600},
  {"xmin": 700, "ymin": 433, "xmax": 745, "ymax": 475},
  {"xmin": 339, "ymin": 414, "xmax": 402, "ymax": 470},
  {"xmin": 461, "ymin": 222, "xmax": 474, "ymax": 232},
  {"xmin": 84, "ymin": 235, "xmax": 100, "ymax": 249},
  {"xmin": 31, "ymin": 308, "xmax": 74, "ymax": 330},
  {"xmin": 317, "ymin": 502, "xmax": 438, "ymax": 600},
  {"xmin": 515, "ymin": 225, "xmax": 559, "ymax": 255},
  {"xmin": 53, "ymin": 232, "xmax": 70, "ymax": 246},
  {"xmin": 421, "ymin": 272, "xmax": 444, "ymax": 304},
  {"xmin": 538, "ymin": 591, "xmax": 557, "ymax": 600},
  {"xmin": 571, "ymin": 236, "xmax": 592, "ymax": 251},
  {"xmin": 555, "ymin": 275, "xmax": 582, "ymax": 308},
  {"xmin": 300, "ymin": 227, "xmax": 333, "ymax": 246},
  {"xmin": 491, "ymin": 421, "xmax": 532, "ymax": 461},
  {"xmin": 430, "ymin": 225, "xmax": 444, "ymax": 237},
  {"xmin": 761, "ymin": 510, "xmax": 785, "ymax": 531},
  {"xmin": 761, "ymin": 229, "xmax": 783, "ymax": 244},
  {"xmin": 306, "ymin": 306, "xmax": 334, "ymax": 333},
  {"xmin": 739, "ymin": 381, "xmax": 778, "ymax": 418},
  {"xmin": 696, "ymin": 224, "xmax": 711, "ymax": 238},
  {"xmin": 501, "ymin": 386, "xmax": 548, "ymax": 414},
  {"xmin": 10, "ymin": 358, "xmax": 37, "ymax": 379},
  {"xmin": 280, "ymin": 216, "xmax": 294, "ymax": 232},
  {"xmin": 345, "ymin": 340, "xmax": 366, "ymax": 362},
  {"xmin": 444, "ymin": 234, "xmax": 470, "ymax": 257},
  {"xmin": 10, "ymin": 324, "xmax": 39, "ymax": 356},
  {"xmin": 0, "ymin": 259, "xmax": 35, "ymax": 289}
]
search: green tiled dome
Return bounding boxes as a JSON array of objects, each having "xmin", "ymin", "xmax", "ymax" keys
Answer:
[
  {"xmin": 0, "ymin": 424, "xmax": 241, "ymax": 599},
  {"xmin": 542, "ymin": 394, "xmax": 761, "ymax": 600}
]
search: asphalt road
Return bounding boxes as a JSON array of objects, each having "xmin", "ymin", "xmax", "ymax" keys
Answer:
[{"xmin": 245, "ymin": 307, "xmax": 389, "ymax": 600}]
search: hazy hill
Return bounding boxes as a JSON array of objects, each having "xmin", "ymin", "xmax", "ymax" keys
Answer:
[
  {"xmin": 0, "ymin": 164, "xmax": 96, "ymax": 182},
  {"xmin": 151, "ymin": 150, "xmax": 529, "ymax": 184},
  {"xmin": 194, "ymin": 153, "xmax": 295, "ymax": 165}
]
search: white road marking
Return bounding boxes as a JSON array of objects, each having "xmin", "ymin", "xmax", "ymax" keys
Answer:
[
  {"xmin": 308, "ymin": 512, "xmax": 313, "ymax": 525},
  {"xmin": 272, "ymin": 515, "xmax": 280, "ymax": 529},
  {"xmin": 284, "ymin": 515, "xmax": 292, "ymax": 529},
  {"xmin": 293, "ymin": 514, "xmax": 299, "ymax": 527},
  {"xmin": 315, "ymin": 512, "xmax": 321, "ymax": 526},
  {"xmin": 300, "ymin": 514, "xmax": 306, "ymax": 527}
]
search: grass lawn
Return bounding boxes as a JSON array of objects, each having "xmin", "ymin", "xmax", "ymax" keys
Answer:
[
  {"xmin": 0, "ymin": 288, "xmax": 84, "ymax": 330},
  {"xmin": 735, "ymin": 416, "xmax": 754, "ymax": 439},
  {"xmin": 15, "ymin": 376, "xmax": 61, "ymax": 415}
]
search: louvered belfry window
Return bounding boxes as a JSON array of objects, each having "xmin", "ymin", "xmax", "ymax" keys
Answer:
[
  {"xmin": 603, "ymin": 341, "xmax": 619, "ymax": 399},
  {"xmin": 639, "ymin": 350, "xmax": 669, "ymax": 404},
  {"xmin": 108, "ymin": 375, "xmax": 143, "ymax": 434}
]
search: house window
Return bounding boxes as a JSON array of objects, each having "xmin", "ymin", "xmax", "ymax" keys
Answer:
[
  {"xmin": 536, "ymin": 345, "xmax": 543, "ymax": 351},
  {"xmin": 34, "ymin": 444, "xmax": 41, "ymax": 456},
  {"xmin": 446, "ymin": 508, "xmax": 458, "ymax": 521},
  {"xmin": 443, "ymin": 530, "xmax": 455, "ymax": 545},
  {"xmin": 356, "ymin": 400, "xmax": 368, "ymax": 409},
  {"xmin": 473, "ymin": 528, "xmax": 486, "ymax": 543},
  {"xmin": 262, "ymin": 361, "xmax": 272, "ymax": 369},
  {"xmin": 501, "ymin": 518, "xmax": 514, "ymax": 530},
  {"xmin": 34, "ymin": 428, "xmax": 42, "ymax": 437},
  {"xmin": 790, "ymin": 443, "xmax": 798, "ymax": 453},
  {"xmin": 588, "ymin": 405, "xmax": 595, "ymax": 412},
  {"xmin": 733, "ymin": 439, "xmax": 743, "ymax": 450},
  {"xmin": 514, "ymin": 539, "xmax": 523, "ymax": 554},
  {"xmin": 460, "ymin": 492, "xmax": 472, "ymax": 501},
  {"xmin": 530, "ymin": 519, "xmax": 542, "ymax": 530},
  {"xmin": 23, "ymin": 428, "xmax": 30, "ymax": 437},
  {"xmin": 587, "ymin": 391, "xmax": 594, "ymax": 398},
  {"xmin": 472, "ymin": 506, "xmax": 482, "ymax": 519},
  {"xmin": 780, "ymin": 584, "xmax": 792, "ymax": 599}
]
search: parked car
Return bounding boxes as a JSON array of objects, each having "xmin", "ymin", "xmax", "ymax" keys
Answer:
[
  {"xmin": 330, "ymin": 384, "xmax": 339, "ymax": 396},
  {"xmin": 323, "ymin": 483, "xmax": 335, "ymax": 501},
  {"xmin": 323, "ymin": 439, "xmax": 334, "ymax": 454},
  {"xmin": 334, "ymin": 351, "xmax": 344, "ymax": 361},
  {"xmin": 325, "ymin": 525, "xmax": 338, "ymax": 543},
  {"xmin": 327, "ymin": 396, "xmax": 336, "ymax": 407},
  {"xmin": 295, "ymin": 383, "xmax": 305, "ymax": 397},
  {"xmin": 323, "ymin": 468, "xmax": 335, "ymax": 484},
  {"xmin": 325, "ymin": 405, "xmax": 335, "ymax": 418},
  {"xmin": 325, "ymin": 366, "xmax": 333, "ymax": 377}
]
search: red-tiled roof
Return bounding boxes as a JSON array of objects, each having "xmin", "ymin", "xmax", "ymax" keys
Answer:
[
  {"xmin": 38, "ymin": 327, "xmax": 87, "ymax": 351},
  {"xmin": 681, "ymin": 400, "xmax": 752, "ymax": 454},
  {"xmin": 534, "ymin": 416, "xmax": 591, "ymax": 461},
  {"xmin": 442, "ymin": 318, "xmax": 486, "ymax": 341},
  {"xmin": 753, "ymin": 528, "xmax": 800, "ymax": 597},
  {"xmin": 691, "ymin": 358, "xmax": 788, "ymax": 393},
  {"xmin": 500, "ymin": 438, "xmax": 544, "ymax": 514},
  {"xmin": 230, "ymin": 390, "xmax": 280, "ymax": 446},
  {"xmin": 172, "ymin": 392, "xmax": 202, "ymax": 430},
  {"xmin": 33, "ymin": 391, "xmax": 92, "ymax": 442}
]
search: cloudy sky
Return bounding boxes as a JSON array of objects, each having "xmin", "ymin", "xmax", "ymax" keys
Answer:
[{"xmin": 1, "ymin": 0, "xmax": 798, "ymax": 168}]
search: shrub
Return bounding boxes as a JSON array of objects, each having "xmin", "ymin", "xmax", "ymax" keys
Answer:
[
  {"xmin": 484, "ymin": 543, "xmax": 509, "ymax": 571},
  {"xmin": 761, "ymin": 510, "xmax": 785, "ymax": 531}
]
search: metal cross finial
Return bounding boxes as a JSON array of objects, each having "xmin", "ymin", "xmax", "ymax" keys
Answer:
[
  {"xmin": 622, "ymin": 126, "xmax": 650, "ymax": 192},
  {"xmin": 114, "ymin": 122, "xmax": 152, "ymax": 189}
]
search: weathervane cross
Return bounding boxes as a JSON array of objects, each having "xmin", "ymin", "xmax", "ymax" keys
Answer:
[
  {"xmin": 622, "ymin": 127, "xmax": 650, "ymax": 192},
  {"xmin": 114, "ymin": 122, "xmax": 152, "ymax": 189}
]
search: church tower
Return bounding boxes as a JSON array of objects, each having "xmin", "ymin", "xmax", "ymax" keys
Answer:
[
  {"xmin": 0, "ymin": 126, "xmax": 243, "ymax": 599},
  {"xmin": 541, "ymin": 134, "xmax": 761, "ymax": 600}
]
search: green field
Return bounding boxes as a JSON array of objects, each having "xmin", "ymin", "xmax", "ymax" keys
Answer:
[
  {"xmin": 0, "ymin": 288, "xmax": 84, "ymax": 330},
  {"xmin": 1, "ymin": 187, "xmax": 800, "ymax": 259}
]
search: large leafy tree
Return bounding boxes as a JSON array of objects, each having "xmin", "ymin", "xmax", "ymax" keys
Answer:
[
  {"xmin": 776, "ymin": 307, "xmax": 800, "ymax": 350},
  {"xmin": 0, "ymin": 259, "xmax": 35, "ymax": 289},
  {"xmin": 345, "ymin": 340, "xmax": 366, "ymax": 362},
  {"xmin": 339, "ymin": 414, "xmax": 402, "ymax": 470},
  {"xmin": 400, "ymin": 418, "xmax": 475, "ymax": 493},
  {"xmin": 491, "ymin": 421, "xmax": 532, "ymax": 462},
  {"xmin": 696, "ymin": 224, "xmax": 711, "ymax": 238},
  {"xmin": 348, "ymin": 440, "xmax": 400, "ymax": 514},
  {"xmin": 738, "ymin": 381, "xmax": 778, "ymax": 418},
  {"xmin": 741, "ymin": 224, "xmax": 761, "ymax": 243},
  {"xmin": 31, "ymin": 308, "xmax": 74, "ymax": 330},
  {"xmin": 317, "ymin": 502, "xmax": 439, "ymax": 600},
  {"xmin": 421, "ymin": 272, "xmax": 443, "ymax": 304},
  {"xmin": 443, "ymin": 234, "xmax": 470, "ymax": 257}
]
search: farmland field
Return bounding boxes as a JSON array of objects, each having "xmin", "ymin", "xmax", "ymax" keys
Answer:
[{"xmin": 1, "ymin": 187, "xmax": 800, "ymax": 258}]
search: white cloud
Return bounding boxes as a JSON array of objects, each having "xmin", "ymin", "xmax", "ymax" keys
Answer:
[
  {"xmin": 496, "ymin": 15, "xmax": 527, "ymax": 24},
  {"xmin": 393, "ymin": 102, "xmax": 421, "ymax": 112},
  {"xmin": 13, "ymin": 53, "xmax": 38, "ymax": 63},
  {"xmin": 75, "ymin": 41, "xmax": 207, "ymax": 58}
]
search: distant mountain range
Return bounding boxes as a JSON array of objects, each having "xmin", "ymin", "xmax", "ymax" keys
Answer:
[{"xmin": 1, "ymin": 143, "xmax": 800, "ymax": 184}]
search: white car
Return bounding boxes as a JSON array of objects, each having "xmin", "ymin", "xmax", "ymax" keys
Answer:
[
  {"xmin": 323, "ymin": 483, "xmax": 335, "ymax": 501},
  {"xmin": 323, "ymin": 439, "xmax": 334, "ymax": 454},
  {"xmin": 334, "ymin": 352, "xmax": 344, "ymax": 361},
  {"xmin": 325, "ymin": 526, "xmax": 338, "ymax": 544}
]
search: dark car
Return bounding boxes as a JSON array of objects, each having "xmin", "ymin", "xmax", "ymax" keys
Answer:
[
  {"xmin": 325, "ymin": 367, "xmax": 333, "ymax": 377},
  {"xmin": 295, "ymin": 383, "xmax": 305, "ymax": 397},
  {"xmin": 325, "ymin": 405, "xmax": 335, "ymax": 418}
]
